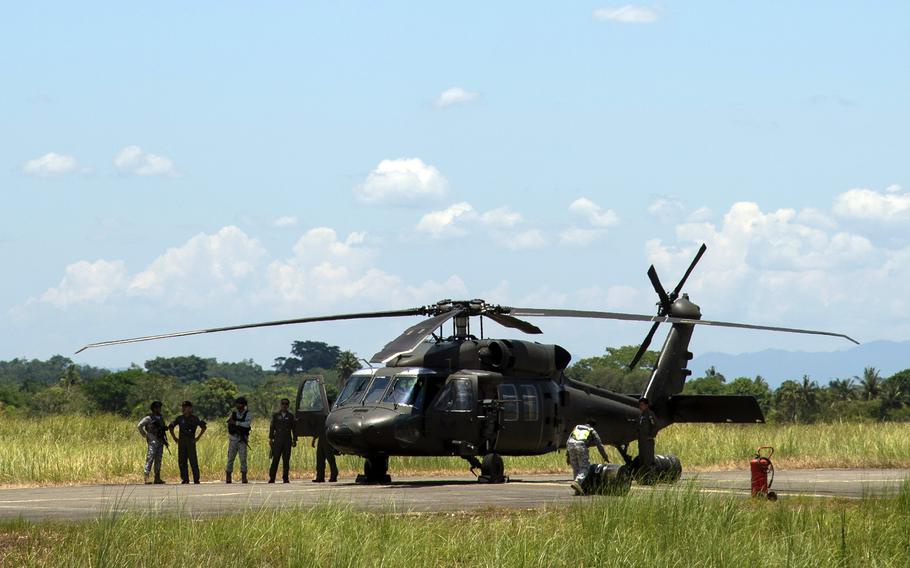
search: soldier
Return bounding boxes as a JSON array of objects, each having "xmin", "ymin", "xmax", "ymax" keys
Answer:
[
  {"xmin": 566, "ymin": 419, "xmax": 609, "ymax": 496},
  {"xmin": 225, "ymin": 396, "xmax": 252, "ymax": 484},
  {"xmin": 268, "ymin": 398, "xmax": 297, "ymax": 483},
  {"xmin": 137, "ymin": 401, "xmax": 168, "ymax": 484},
  {"xmin": 312, "ymin": 396, "xmax": 338, "ymax": 483},
  {"xmin": 168, "ymin": 400, "xmax": 207, "ymax": 484},
  {"xmin": 637, "ymin": 397, "xmax": 657, "ymax": 472}
]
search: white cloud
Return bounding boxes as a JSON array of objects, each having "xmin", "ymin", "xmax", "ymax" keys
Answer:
[
  {"xmin": 561, "ymin": 197, "xmax": 619, "ymax": 245},
  {"xmin": 355, "ymin": 158, "xmax": 448, "ymax": 204},
  {"xmin": 416, "ymin": 202, "xmax": 476, "ymax": 238},
  {"xmin": 415, "ymin": 203, "xmax": 541, "ymax": 248},
  {"xmin": 128, "ymin": 226, "xmax": 265, "ymax": 305},
  {"xmin": 648, "ymin": 196, "xmax": 686, "ymax": 221},
  {"xmin": 833, "ymin": 185, "xmax": 910, "ymax": 222},
  {"xmin": 505, "ymin": 230, "xmax": 547, "ymax": 250},
  {"xmin": 434, "ymin": 87, "xmax": 480, "ymax": 108},
  {"xmin": 480, "ymin": 207, "xmax": 522, "ymax": 229},
  {"xmin": 593, "ymin": 5, "xmax": 659, "ymax": 23},
  {"xmin": 273, "ymin": 216, "xmax": 298, "ymax": 228},
  {"xmin": 22, "ymin": 152, "xmax": 80, "ymax": 176},
  {"xmin": 41, "ymin": 260, "xmax": 127, "ymax": 307},
  {"xmin": 114, "ymin": 145, "xmax": 179, "ymax": 177}
]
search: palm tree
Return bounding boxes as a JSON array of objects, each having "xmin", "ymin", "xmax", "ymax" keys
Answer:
[
  {"xmin": 879, "ymin": 380, "xmax": 904, "ymax": 411},
  {"xmin": 859, "ymin": 367, "xmax": 882, "ymax": 401},
  {"xmin": 828, "ymin": 378, "xmax": 855, "ymax": 403},
  {"xmin": 335, "ymin": 351, "xmax": 362, "ymax": 383},
  {"xmin": 796, "ymin": 375, "xmax": 820, "ymax": 421}
]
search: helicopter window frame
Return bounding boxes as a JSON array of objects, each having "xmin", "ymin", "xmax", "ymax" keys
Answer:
[
  {"xmin": 362, "ymin": 376, "xmax": 393, "ymax": 405},
  {"xmin": 433, "ymin": 378, "xmax": 474, "ymax": 412},
  {"xmin": 297, "ymin": 379, "xmax": 326, "ymax": 413},
  {"xmin": 335, "ymin": 375, "xmax": 371, "ymax": 408},
  {"xmin": 383, "ymin": 375, "xmax": 426, "ymax": 407},
  {"xmin": 520, "ymin": 384, "xmax": 539, "ymax": 421},
  {"xmin": 498, "ymin": 384, "xmax": 519, "ymax": 422}
]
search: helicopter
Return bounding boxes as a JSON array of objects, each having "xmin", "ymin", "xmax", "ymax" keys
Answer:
[{"xmin": 78, "ymin": 244, "xmax": 857, "ymax": 486}]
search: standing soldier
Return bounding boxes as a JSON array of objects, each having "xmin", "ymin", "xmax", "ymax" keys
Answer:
[
  {"xmin": 268, "ymin": 398, "xmax": 297, "ymax": 483},
  {"xmin": 637, "ymin": 397, "xmax": 657, "ymax": 474},
  {"xmin": 225, "ymin": 396, "xmax": 252, "ymax": 484},
  {"xmin": 566, "ymin": 419, "xmax": 609, "ymax": 496},
  {"xmin": 137, "ymin": 401, "xmax": 168, "ymax": 484},
  {"xmin": 312, "ymin": 396, "xmax": 338, "ymax": 483},
  {"xmin": 168, "ymin": 400, "xmax": 207, "ymax": 484}
]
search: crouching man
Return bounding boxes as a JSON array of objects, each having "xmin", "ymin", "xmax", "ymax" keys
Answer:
[{"xmin": 566, "ymin": 419, "xmax": 609, "ymax": 496}]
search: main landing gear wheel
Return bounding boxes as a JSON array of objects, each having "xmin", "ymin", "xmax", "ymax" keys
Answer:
[
  {"xmin": 355, "ymin": 455, "xmax": 391, "ymax": 484},
  {"xmin": 477, "ymin": 453, "xmax": 508, "ymax": 484}
]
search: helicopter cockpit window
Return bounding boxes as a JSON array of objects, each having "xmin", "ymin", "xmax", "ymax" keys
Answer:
[
  {"xmin": 383, "ymin": 375, "xmax": 425, "ymax": 406},
  {"xmin": 297, "ymin": 380, "xmax": 325, "ymax": 412},
  {"xmin": 433, "ymin": 379, "xmax": 474, "ymax": 412},
  {"xmin": 498, "ymin": 384, "xmax": 519, "ymax": 422},
  {"xmin": 521, "ymin": 385, "xmax": 539, "ymax": 421},
  {"xmin": 335, "ymin": 375, "xmax": 370, "ymax": 408},
  {"xmin": 363, "ymin": 376, "xmax": 392, "ymax": 405}
]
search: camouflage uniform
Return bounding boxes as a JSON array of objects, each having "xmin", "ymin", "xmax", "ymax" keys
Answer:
[
  {"xmin": 137, "ymin": 413, "xmax": 167, "ymax": 482},
  {"xmin": 566, "ymin": 424, "xmax": 609, "ymax": 483}
]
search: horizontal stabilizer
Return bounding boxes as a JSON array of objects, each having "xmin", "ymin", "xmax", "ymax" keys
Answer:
[{"xmin": 666, "ymin": 395, "xmax": 765, "ymax": 424}]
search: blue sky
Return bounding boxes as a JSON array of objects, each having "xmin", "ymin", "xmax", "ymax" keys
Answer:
[{"xmin": 3, "ymin": 2, "xmax": 909, "ymax": 369}]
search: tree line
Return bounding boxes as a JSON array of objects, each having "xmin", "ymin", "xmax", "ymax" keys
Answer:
[
  {"xmin": 0, "ymin": 341, "xmax": 360, "ymax": 419},
  {"xmin": 1, "ymin": 342, "xmax": 907, "ymax": 423}
]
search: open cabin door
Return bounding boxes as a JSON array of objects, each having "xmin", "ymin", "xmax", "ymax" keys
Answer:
[{"xmin": 294, "ymin": 375, "xmax": 330, "ymax": 437}]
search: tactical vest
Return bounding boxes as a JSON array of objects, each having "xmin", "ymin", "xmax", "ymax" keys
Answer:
[{"xmin": 571, "ymin": 425, "xmax": 592, "ymax": 442}]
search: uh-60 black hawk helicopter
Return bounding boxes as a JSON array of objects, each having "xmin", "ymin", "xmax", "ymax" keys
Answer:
[{"xmin": 78, "ymin": 244, "xmax": 856, "ymax": 491}]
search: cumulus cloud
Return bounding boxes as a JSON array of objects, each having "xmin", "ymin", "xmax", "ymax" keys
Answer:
[
  {"xmin": 355, "ymin": 158, "xmax": 448, "ymax": 204},
  {"xmin": 434, "ymin": 87, "xmax": 480, "ymax": 108},
  {"xmin": 114, "ymin": 145, "xmax": 179, "ymax": 177},
  {"xmin": 416, "ymin": 202, "xmax": 477, "ymax": 238},
  {"xmin": 833, "ymin": 185, "xmax": 910, "ymax": 222},
  {"xmin": 41, "ymin": 260, "xmax": 127, "ymax": 307},
  {"xmin": 648, "ymin": 196, "xmax": 686, "ymax": 221},
  {"xmin": 22, "ymin": 152, "xmax": 80, "ymax": 176},
  {"xmin": 593, "ymin": 5, "xmax": 659, "ymax": 23},
  {"xmin": 561, "ymin": 197, "xmax": 619, "ymax": 245},
  {"xmin": 273, "ymin": 216, "xmax": 298, "ymax": 228},
  {"xmin": 415, "ymin": 203, "xmax": 541, "ymax": 248}
]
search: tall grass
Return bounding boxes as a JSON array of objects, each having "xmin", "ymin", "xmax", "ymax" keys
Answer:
[
  {"xmin": 2, "ymin": 483, "xmax": 910, "ymax": 567},
  {"xmin": 1, "ymin": 416, "xmax": 908, "ymax": 485}
]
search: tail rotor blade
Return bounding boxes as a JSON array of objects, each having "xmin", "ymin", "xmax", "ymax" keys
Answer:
[
  {"xmin": 629, "ymin": 321, "xmax": 661, "ymax": 370},
  {"xmin": 647, "ymin": 266, "xmax": 672, "ymax": 311},
  {"xmin": 671, "ymin": 243, "xmax": 707, "ymax": 299}
]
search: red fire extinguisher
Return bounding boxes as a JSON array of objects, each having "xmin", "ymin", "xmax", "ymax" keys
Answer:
[{"xmin": 750, "ymin": 446, "xmax": 777, "ymax": 501}]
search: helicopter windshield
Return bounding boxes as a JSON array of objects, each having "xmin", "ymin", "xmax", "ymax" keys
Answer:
[
  {"xmin": 335, "ymin": 375, "xmax": 370, "ymax": 408},
  {"xmin": 382, "ymin": 375, "xmax": 425, "ymax": 406},
  {"xmin": 363, "ymin": 376, "xmax": 392, "ymax": 404}
]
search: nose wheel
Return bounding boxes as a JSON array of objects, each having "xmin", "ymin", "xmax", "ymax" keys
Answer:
[
  {"xmin": 355, "ymin": 455, "xmax": 391, "ymax": 484},
  {"xmin": 469, "ymin": 453, "xmax": 507, "ymax": 484}
]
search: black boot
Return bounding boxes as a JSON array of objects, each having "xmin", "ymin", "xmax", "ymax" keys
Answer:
[
  {"xmin": 241, "ymin": 472, "xmax": 248, "ymax": 484},
  {"xmin": 226, "ymin": 472, "xmax": 232, "ymax": 484}
]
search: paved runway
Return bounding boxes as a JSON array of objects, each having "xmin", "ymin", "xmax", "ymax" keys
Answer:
[{"xmin": 0, "ymin": 469, "xmax": 906, "ymax": 522}]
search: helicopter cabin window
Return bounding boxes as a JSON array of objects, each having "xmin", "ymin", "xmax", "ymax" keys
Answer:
[
  {"xmin": 383, "ymin": 375, "xmax": 425, "ymax": 407},
  {"xmin": 335, "ymin": 375, "xmax": 370, "ymax": 408},
  {"xmin": 498, "ymin": 384, "xmax": 519, "ymax": 422},
  {"xmin": 363, "ymin": 376, "xmax": 392, "ymax": 405},
  {"xmin": 433, "ymin": 379, "xmax": 474, "ymax": 412},
  {"xmin": 297, "ymin": 380, "xmax": 325, "ymax": 412},
  {"xmin": 520, "ymin": 385, "xmax": 539, "ymax": 421}
]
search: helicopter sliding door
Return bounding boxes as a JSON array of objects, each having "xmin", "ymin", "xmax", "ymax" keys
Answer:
[
  {"xmin": 294, "ymin": 375, "xmax": 330, "ymax": 437},
  {"xmin": 425, "ymin": 375, "xmax": 481, "ymax": 455}
]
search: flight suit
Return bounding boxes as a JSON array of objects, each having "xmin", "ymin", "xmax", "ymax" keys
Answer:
[
  {"xmin": 137, "ymin": 413, "xmax": 167, "ymax": 483},
  {"xmin": 169, "ymin": 414, "xmax": 206, "ymax": 484},
  {"xmin": 637, "ymin": 408, "xmax": 658, "ymax": 469},
  {"xmin": 566, "ymin": 424, "xmax": 609, "ymax": 483},
  {"xmin": 314, "ymin": 430, "xmax": 338, "ymax": 482},
  {"xmin": 268, "ymin": 410, "xmax": 297, "ymax": 483}
]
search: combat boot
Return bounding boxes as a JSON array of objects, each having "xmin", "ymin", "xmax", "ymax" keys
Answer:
[
  {"xmin": 226, "ymin": 472, "xmax": 232, "ymax": 484},
  {"xmin": 144, "ymin": 473, "xmax": 150, "ymax": 485},
  {"xmin": 241, "ymin": 472, "xmax": 248, "ymax": 484}
]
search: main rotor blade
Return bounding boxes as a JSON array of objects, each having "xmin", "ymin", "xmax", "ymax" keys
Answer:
[
  {"xmin": 76, "ymin": 307, "xmax": 428, "ymax": 354},
  {"xmin": 484, "ymin": 312, "xmax": 543, "ymax": 334},
  {"xmin": 671, "ymin": 243, "xmax": 707, "ymax": 299},
  {"xmin": 509, "ymin": 308, "xmax": 859, "ymax": 344},
  {"xmin": 369, "ymin": 309, "xmax": 463, "ymax": 364},
  {"xmin": 628, "ymin": 321, "xmax": 661, "ymax": 371},
  {"xmin": 647, "ymin": 266, "xmax": 672, "ymax": 311}
]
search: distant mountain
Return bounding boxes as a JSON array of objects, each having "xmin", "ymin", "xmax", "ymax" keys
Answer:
[{"xmin": 689, "ymin": 340, "xmax": 910, "ymax": 387}]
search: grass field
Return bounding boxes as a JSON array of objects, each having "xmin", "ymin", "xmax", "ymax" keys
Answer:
[
  {"xmin": 1, "ymin": 483, "xmax": 909, "ymax": 567},
  {"xmin": 1, "ymin": 415, "xmax": 909, "ymax": 486}
]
